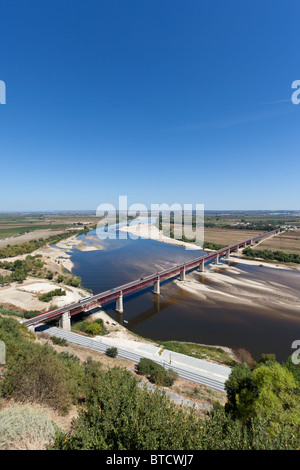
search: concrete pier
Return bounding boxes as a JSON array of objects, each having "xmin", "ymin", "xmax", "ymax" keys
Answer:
[
  {"xmin": 214, "ymin": 255, "xmax": 219, "ymax": 264},
  {"xmin": 116, "ymin": 293, "xmax": 123, "ymax": 313},
  {"xmin": 180, "ymin": 267, "xmax": 186, "ymax": 281},
  {"xmin": 59, "ymin": 311, "xmax": 71, "ymax": 331},
  {"xmin": 153, "ymin": 278, "xmax": 160, "ymax": 295},
  {"xmin": 226, "ymin": 250, "xmax": 230, "ymax": 259},
  {"xmin": 199, "ymin": 261, "xmax": 205, "ymax": 272}
]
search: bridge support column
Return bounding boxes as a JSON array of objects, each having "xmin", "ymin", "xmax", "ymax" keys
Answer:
[
  {"xmin": 180, "ymin": 267, "xmax": 186, "ymax": 281},
  {"xmin": 235, "ymin": 246, "xmax": 239, "ymax": 253},
  {"xmin": 199, "ymin": 261, "xmax": 205, "ymax": 272},
  {"xmin": 153, "ymin": 278, "xmax": 160, "ymax": 295},
  {"xmin": 214, "ymin": 255, "xmax": 219, "ymax": 265},
  {"xmin": 116, "ymin": 293, "xmax": 123, "ymax": 314},
  {"xmin": 226, "ymin": 250, "xmax": 230, "ymax": 260},
  {"xmin": 59, "ymin": 311, "xmax": 71, "ymax": 331}
]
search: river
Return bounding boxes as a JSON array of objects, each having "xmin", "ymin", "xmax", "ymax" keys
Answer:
[{"xmin": 69, "ymin": 223, "xmax": 300, "ymax": 363}]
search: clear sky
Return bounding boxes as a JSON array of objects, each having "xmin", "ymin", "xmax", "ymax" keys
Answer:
[{"xmin": 0, "ymin": 0, "xmax": 299, "ymax": 211}]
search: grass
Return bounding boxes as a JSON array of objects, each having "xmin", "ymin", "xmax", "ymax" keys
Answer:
[{"xmin": 157, "ymin": 341, "xmax": 238, "ymax": 367}]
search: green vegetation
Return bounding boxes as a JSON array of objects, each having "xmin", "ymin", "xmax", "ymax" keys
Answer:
[
  {"xmin": 39, "ymin": 288, "xmax": 66, "ymax": 303},
  {"xmin": 0, "ymin": 253, "xmax": 82, "ymax": 287},
  {"xmin": 137, "ymin": 357, "xmax": 178, "ymax": 387},
  {"xmin": 72, "ymin": 318, "xmax": 107, "ymax": 336},
  {"xmin": 203, "ymin": 241, "xmax": 226, "ymax": 250},
  {"xmin": 157, "ymin": 341, "xmax": 237, "ymax": 367},
  {"xmin": 105, "ymin": 346, "xmax": 118, "ymax": 358},
  {"xmin": 0, "ymin": 227, "xmax": 93, "ymax": 259},
  {"xmin": 225, "ymin": 354, "xmax": 300, "ymax": 438},
  {"xmin": 0, "ymin": 255, "xmax": 44, "ymax": 285},
  {"xmin": 243, "ymin": 247, "xmax": 300, "ymax": 264},
  {"xmin": 50, "ymin": 336, "xmax": 68, "ymax": 347},
  {"xmin": 0, "ymin": 317, "xmax": 83, "ymax": 414},
  {"xmin": 0, "ymin": 306, "xmax": 40, "ymax": 320},
  {"xmin": 0, "ymin": 314, "xmax": 300, "ymax": 450},
  {"xmin": 0, "ymin": 403, "xmax": 55, "ymax": 450}
]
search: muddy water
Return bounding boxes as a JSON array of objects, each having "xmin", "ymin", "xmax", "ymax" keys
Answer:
[{"xmin": 70, "ymin": 229, "xmax": 300, "ymax": 362}]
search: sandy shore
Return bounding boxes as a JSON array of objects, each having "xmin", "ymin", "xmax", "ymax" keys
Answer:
[
  {"xmin": 229, "ymin": 253, "xmax": 300, "ymax": 271},
  {"xmin": 0, "ymin": 233, "xmax": 104, "ymax": 274},
  {"xmin": 119, "ymin": 220, "xmax": 202, "ymax": 251},
  {"xmin": 0, "ymin": 277, "xmax": 92, "ymax": 312},
  {"xmin": 174, "ymin": 260, "xmax": 300, "ymax": 311}
]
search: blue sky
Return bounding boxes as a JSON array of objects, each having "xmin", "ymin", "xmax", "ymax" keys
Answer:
[{"xmin": 0, "ymin": 0, "xmax": 299, "ymax": 211}]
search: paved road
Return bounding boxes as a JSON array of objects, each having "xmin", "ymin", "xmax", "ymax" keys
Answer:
[{"xmin": 35, "ymin": 325, "xmax": 231, "ymax": 392}]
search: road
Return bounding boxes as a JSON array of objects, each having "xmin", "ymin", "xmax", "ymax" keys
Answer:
[{"xmin": 36, "ymin": 325, "xmax": 231, "ymax": 392}]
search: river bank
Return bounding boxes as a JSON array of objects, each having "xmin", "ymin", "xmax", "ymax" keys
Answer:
[{"xmin": 119, "ymin": 220, "xmax": 202, "ymax": 250}]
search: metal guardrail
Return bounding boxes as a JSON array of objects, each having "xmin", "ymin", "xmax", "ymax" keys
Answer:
[{"xmin": 39, "ymin": 326, "xmax": 227, "ymax": 391}]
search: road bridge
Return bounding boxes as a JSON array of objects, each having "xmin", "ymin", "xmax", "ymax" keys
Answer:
[{"xmin": 25, "ymin": 228, "xmax": 281, "ymax": 331}]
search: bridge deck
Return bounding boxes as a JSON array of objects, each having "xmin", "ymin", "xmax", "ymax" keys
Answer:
[{"xmin": 24, "ymin": 229, "xmax": 279, "ymax": 327}]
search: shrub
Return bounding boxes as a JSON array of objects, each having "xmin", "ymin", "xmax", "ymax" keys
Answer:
[
  {"xmin": 137, "ymin": 358, "xmax": 178, "ymax": 386},
  {"xmin": 0, "ymin": 403, "xmax": 55, "ymax": 450},
  {"xmin": 85, "ymin": 323, "xmax": 102, "ymax": 336},
  {"xmin": 39, "ymin": 289, "xmax": 66, "ymax": 303},
  {"xmin": 105, "ymin": 347, "xmax": 118, "ymax": 358},
  {"xmin": 0, "ymin": 342, "xmax": 73, "ymax": 414},
  {"xmin": 50, "ymin": 336, "xmax": 68, "ymax": 346}
]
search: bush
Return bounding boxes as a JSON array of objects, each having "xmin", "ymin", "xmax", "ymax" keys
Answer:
[
  {"xmin": 0, "ymin": 341, "xmax": 73, "ymax": 414},
  {"xmin": 50, "ymin": 336, "xmax": 68, "ymax": 346},
  {"xmin": 105, "ymin": 347, "xmax": 118, "ymax": 358},
  {"xmin": 85, "ymin": 323, "xmax": 102, "ymax": 336},
  {"xmin": 0, "ymin": 403, "xmax": 55, "ymax": 450},
  {"xmin": 137, "ymin": 358, "xmax": 178, "ymax": 386},
  {"xmin": 39, "ymin": 288, "xmax": 66, "ymax": 303}
]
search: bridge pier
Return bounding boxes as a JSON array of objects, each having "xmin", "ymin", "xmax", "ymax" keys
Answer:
[
  {"xmin": 153, "ymin": 278, "xmax": 160, "ymax": 295},
  {"xmin": 235, "ymin": 246, "xmax": 239, "ymax": 253},
  {"xmin": 214, "ymin": 255, "xmax": 219, "ymax": 265},
  {"xmin": 180, "ymin": 267, "xmax": 186, "ymax": 281},
  {"xmin": 226, "ymin": 250, "xmax": 230, "ymax": 259},
  {"xmin": 199, "ymin": 260, "xmax": 205, "ymax": 273},
  {"xmin": 116, "ymin": 293, "xmax": 123, "ymax": 313},
  {"xmin": 59, "ymin": 311, "xmax": 71, "ymax": 331}
]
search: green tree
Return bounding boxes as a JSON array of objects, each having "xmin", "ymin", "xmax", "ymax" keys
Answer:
[
  {"xmin": 225, "ymin": 360, "xmax": 300, "ymax": 436},
  {"xmin": 85, "ymin": 323, "xmax": 102, "ymax": 336}
]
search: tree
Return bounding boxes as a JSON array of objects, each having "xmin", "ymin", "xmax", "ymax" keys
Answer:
[
  {"xmin": 225, "ymin": 360, "xmax": 300, "ymax": 436},
  {"xmin": 225, "ymin": 363, "xmax": 258, "ymax": 421},
  {"xmin": 85, "ymin": 323, "xmax": 102, "ymax": 336}
]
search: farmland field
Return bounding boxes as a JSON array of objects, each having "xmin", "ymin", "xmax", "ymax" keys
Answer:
[
  {"xmin": 0, "ymin": 212, "xmax": 97, "ymax": 244},
  {"xmin": 255, "ymin": 230, "xmax": 300, "ymax": 254},
  {"xmin": 203, "ymin": 228, "xmax": 264, "ymax": 246}
]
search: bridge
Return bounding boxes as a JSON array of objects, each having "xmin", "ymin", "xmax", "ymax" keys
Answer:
[{"xmin": 24, "ymin": 228, "xmax": 281, "ymax": 331}]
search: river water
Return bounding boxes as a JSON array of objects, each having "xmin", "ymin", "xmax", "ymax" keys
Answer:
[{"xmin": 69, "ymin": 224, "xmax": 300, "ymax": 362}]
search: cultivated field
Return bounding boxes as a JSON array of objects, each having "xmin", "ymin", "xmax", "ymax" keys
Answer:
[
  {"xmin": 0, "ymin": 212, "xmax": 97, "ymax": 244},
  {"xmin": 255, "ymin": 230, "xmax": 300, "ymax": 254},
  {"xmin": 203, "ymin": 228, "xmax": 264, "ymax": 246}
]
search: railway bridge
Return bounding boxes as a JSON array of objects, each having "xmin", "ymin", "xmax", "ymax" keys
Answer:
[{"xmin": 24, "ymin": 229, "xmax": 281, "ymax": 331}]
